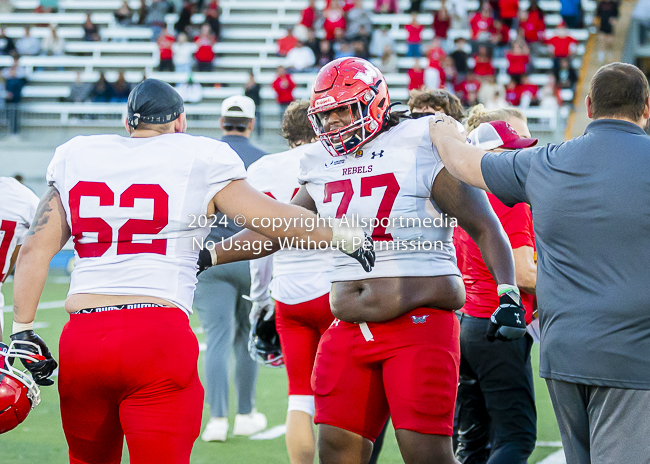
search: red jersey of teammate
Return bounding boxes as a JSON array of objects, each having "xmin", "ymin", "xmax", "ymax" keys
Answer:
[
  {"xmin": 506, "ymin": 51, "xmax": 529, "ymax": 75},
  {"xmin": 272, "ymin": 74, "xmax": 296, "ymax": 104},
  {"xmin": 433, "ymin": 10, "xmax": 451, "ymax": 38},
  {"xmin": 470, "ymin": 13, "xmax": 494, "ymax": 40},
  {"xmin": 473, "ymin": 56, "xmax": 495, "ymax": 76},
  {"xmin": 157, "ymin": 33, "xmax": 174, "ymax": 61},
  {"xmin": 546, "ymin": 35, "xmax": 578, "ymax": 58},
  {"xmin": 427, "ymin": 45, "xmax": 447, "ymax": 67},
  {"xmin": 408, "ymin": 67, "xmax": 425, "ymax": 90},
  {"xmin": 405, "ymin": 23, "xmax": 423, "ymax": 43},
  {"xmin": 277, "ymin": 34, "xmax": 299, "ymax": 56},
  {"xmin": 499, "ymin": 0, "xmax": 519, "ymax": 19},
  {"xmin": 454, "ymin": 195, "xmax": 535, "ymax": 323}
]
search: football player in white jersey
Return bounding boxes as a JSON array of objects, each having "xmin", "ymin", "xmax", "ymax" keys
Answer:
[
  {"xmin": 0, "ymin": 177, "xmax": 39, "ymax": 341},
  {"xmin": 247, "ymin": 100, "xmax": 336, "ymax": 464},
  {"xmin": 9, "ymin": 79, "xmax": 374, "ymax": 464},
  {"xmin": 207, "ymin": 58, "xmax": 527, "ymax": 464}
]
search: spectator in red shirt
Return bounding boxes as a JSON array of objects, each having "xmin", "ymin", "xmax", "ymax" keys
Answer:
[
  {"xmin": 470, "ymin": 3, "xmax": 495, "ymax": 42},
  {"xmin": 272, "ymin": 66, "xmax": 296, "ymax": 118},
  {"xmin": 323, "ymin": 3, "xmax": 346, "ymax": 40},
  {"xmin": 454, "ymin": 108, "xmax": 538, "ymax": 464},
  {"xmin": 194, "ymin": 24, "xmax": 216, "ymax": 72},
  {"xmin": 498, "ymin": 0, "xmax": 519, "ymax": 28},
  {"xmin": 425, "ymin": 37, "xmax": 447, "ymax": 67},
  {"xmin": 277, "ymin": 28, "xmax": 299, "ymax": 57},
  {"xmin": 506, "ymin": 40, "xmax": 529, "ymax": 84},
  {"xmin": 433, "ymin": 0, "xmax": 452, "ymax": 39},
  {"xmin": 374, "ymin": 0, "xmax": 398, "ymax": 14},
  {"xmin": 505, "ymin": 80, "xmax": 520, "ymax": 105},
  {"xmin": 455, "ymin": 71, "xmax": 482, "ymax": 105},
  {"xmin": 300, "ymin": 0, "xmax": 318, "ymax": 29},
  {"xmin": 515, "ymin": 75, "xmax": 540, "ymax": 107},
  {"xmin": 473, "ymin": 44, "xmax": 495, "ymax": 77},
  {"xmin": 407, "ymin": 58, "xmax": 425, "ymax": 90},
  {"xmin": 546, "ymin": 23, "xmax": 578, "ymax": 78},
  {"xmin": 405, "ymin": 13, "xmax": 424, "ymax": 57},
  {"xmin": 490, "ymin": 19, "xmax": 510, "ymax": 57},
  {"xmin": 157, "ymin": 26, "xmax": 175, "ymax": 72},
  {"xmin": 519, "ymin": 10, "xmax": 546, "ymax": 47}
]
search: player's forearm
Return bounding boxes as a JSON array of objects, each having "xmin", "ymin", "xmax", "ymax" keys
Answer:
[
  {"xmin": 474, "ymin": 225, "xmax": 517, "ymax": 287},
  {"xmin": 436, "ymin": 136, "xmax": 490, "ymax": 191},
  {"xmin": 12, "ymin": 245, "xmax": 51, "ymax": 324},
  {"xmin": 247, "ymin": 203, "xmax": 334, "ymax": 245}
]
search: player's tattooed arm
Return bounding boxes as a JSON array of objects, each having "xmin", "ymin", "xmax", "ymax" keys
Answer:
[
  {"xmin": 13, "ymin": 187, "xmax": 71, "ymax": 324},
  {"xmin": 431, "ymin": 168, "xmax": 516, "ymax": 287}
]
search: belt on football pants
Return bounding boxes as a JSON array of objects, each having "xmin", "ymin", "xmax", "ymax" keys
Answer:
[{"xmin": 72, "ymin": 303, "xmax": 168, "ymax": 314}]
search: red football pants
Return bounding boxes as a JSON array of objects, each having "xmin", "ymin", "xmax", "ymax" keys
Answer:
[
  {"xmin": 275, "ymin": 293, "xmax": 334, "ymax": 396},
  {"xmin": 58, "ymin": 307, "xmax": 204, "ymax": 464}
]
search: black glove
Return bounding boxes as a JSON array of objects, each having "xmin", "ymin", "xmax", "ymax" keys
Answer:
[
  {"xmin": 486, "ymin": 288, "xmax": 527, "ymax": 342},
  {"xmin": 345, "ymin": 233, "xmax": 375, "ymax": 273},
  {"xmin": 196, "ymin": 248, "xmax": 213, "ymax": 276},
  {"xmin": 9, "ymin": 330, "xmax": 58, "ymax": 386}
]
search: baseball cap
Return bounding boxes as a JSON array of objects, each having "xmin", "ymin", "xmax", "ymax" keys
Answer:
[
  {"xmin": 468, "ymin": 121, "xmax": 538, "ymax": 150},
  {"xmin": 221, "ymin": 95, "xmax": 256, "ymax": 119},
  {"xmin": 127, "ymin": 79, "xmax": 184, "ymax": 129}
]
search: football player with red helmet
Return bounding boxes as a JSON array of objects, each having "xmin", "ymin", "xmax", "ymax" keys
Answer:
[{"xmin": 208, "ymin": 57, "xmax": 525, "ymax": 463}]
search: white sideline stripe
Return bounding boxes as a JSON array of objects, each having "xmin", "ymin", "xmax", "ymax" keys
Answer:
[
  {"xmin": 537, "ymin": 441, "xmax": 564, "ymax": 447},
  {"xmin": 249, "ymin": 425, "xmax": 286, "ymax": 440},
  {"xmin": 199, "ymin": 342, "xmax": 207, "ymax": 352},
  {"xmin": 2, "ymin": 300, "xmax": 67, "ymax": 313},
  {"xmin": 538, "ymin": 449, "xmax": 567, "ymax": 464}
]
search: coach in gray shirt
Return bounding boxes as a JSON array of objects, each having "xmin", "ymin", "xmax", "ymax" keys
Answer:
[{"xmin": 429, "ymin": 62, "xmax": 650, "ymax": 464}]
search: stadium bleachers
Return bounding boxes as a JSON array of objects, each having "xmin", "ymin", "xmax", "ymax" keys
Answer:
[{"xmin": 1, "ymin": 0, "xmax": 594, "ymax": 132}]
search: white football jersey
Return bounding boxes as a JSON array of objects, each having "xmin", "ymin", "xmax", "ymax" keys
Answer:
[
  {"xmin": 46, "ymin": 133, "xmax": 246, "ymax": 315},
  {"xmin": 298, "ymin": 116, "xmax": 461, "ymax": 282},
  {"xmin": 247, "ymin": 143, "xmax": 334, "ymax": 305},
  {"xmin": 0, "ymin": 178, "xmax": 39, "ymax": 308}
]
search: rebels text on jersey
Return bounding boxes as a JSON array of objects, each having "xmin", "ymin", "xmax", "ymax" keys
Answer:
[
  {"xmin": 247, "ymin": 143, "xmax": 334, "ymax": 305},
  {"xmin": 298, "ymin": 116, "xmax": 461, "ymax": 281},
  {"xmin": 46, "ymin": 134, "xmax": 246, "ymax": 314}
]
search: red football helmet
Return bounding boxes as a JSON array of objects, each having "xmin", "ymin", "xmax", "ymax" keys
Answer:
[
  {"xmin": 308, "ymin": 57, "xmax": 391, "ymax": 156},
  {"xmin": 0, "ymin": 341, "xmax": 42, "ymax": 434}
]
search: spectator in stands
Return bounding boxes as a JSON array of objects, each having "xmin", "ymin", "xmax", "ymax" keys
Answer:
[
  {"xmin": 379, "ymin": 44, "xmax": 399, "ymax": 73},
  {"xmin": 323, "ymin": 2, "xmax": 346, "ymax": 41},
  {"xmin": 470, "ymin": 3, "xmax": 495, "ymax": 42},
  {"xmin": 516, "ymin": 75, "xmax": 539, "ymax": 107},
  {"xmin": 478, "ymin": 73, "xmax": 505, "ymax": 106},
  {"xmin": 16, "ymin": 27, "xmax": 41, "ymax": 56},
  {"xmin": 176, "ymin": 75, "xmax": 203, "ymax": 103},
  {"xmin": 0, "ymin": 27, "xmax": 16, "ymax": 56},
  {"xmin": 4, "ymin": 65, "xmax": 26, "ymax": 135},
  {"xmin": 442, "ymin": 56, "xmax": 458, "ymax": 89},
  {"xmin": 504, "ymin": 79, "xmax": 520, "ymax": 105},
  {"xmin": 272, "ymin": 66, "xmax": 295, "ymax": 119},
  {"xmin": 286, "ymin": 41, "xmax": 316, "ymax": 72},
  {"xmin": 474, "ymin": 44, "xmax": 495, "ymax": 77},
  {"xmin": 111, "ymin": 71, "xmax": 131, "ymax": 102},
  {"xmin": 539, "ymin": 75, "xmax": 560, "ymax": 111},
  {"xmin": 506, "ymin": 39, "xmax": 530, "ymax": 84},
  {"xmin": 490, "ymin": 18, "xmax": 510, "ymax": 57},
  {"xmin": 405, "ymin": 13, "xmax": 424, "ymax": 57},
  {"xmin": 316, "ymin": 40, "xmax": 334, "ymax": 66},
  {"xmin": 596, "ymin": 0, "xmax": 619, "ymax": 63},
  {"xmin": 451, "ymin": 37, "xmax": 471, "ymax": 79},
  {"xmin": 424, "ymin": 61, "xmax": 445, "ymax": 89},
  {"xmin": 374, "ymin": 0, "xmax": 398, "ymax": 14},
  {"xmin": 114, "ymin": 0, "xmax": 134, "ymax": 26},
  {"xmin": 350, "ymin": 25, "xmax": 370, "ymax": 59},
  {"xmin": 346, "ymin": 0, "xmax": 372, "ymax": 40},
  {"xmin": 173, "ymin": 32, "xmax": 196, "ymax": 73},
  {"xmin": 83, "ymin": 13, "xmax": 100, "ymax": 42},
  {"xmin": 519, "ymin": 10, "xmax": 546, "ymax": 55},
  {"xmin": 498, "ymin": 0, "xmax": 519, "ymax": 28},
  {"xmin": 244, "ymin": 71, "xmax": 262, "ymax": 139},
  {"xmin": 407, "ymin": 0, "xmax": 422, "ymax": 14},
  {"xmin": 425, "ymin": 37, "xmax": 446, "ymax": 67},
  {"xmin": 1, "ymin": 56, "xmax": 27, "ymax": 79},
  {"xmin": 137, "ymin": 0, "xmax": 148, "ymax": 25},
  {"xmin": 36, "ymin": 0, "xmax": 58, "ymax": 13},
  {"xmin": 560, "ymin": 0, "xmax": 583, "ymax": 29},
  {"xmin": 334, "ymin": 41, "xmax": 354, "ymax": 59},
  {"xmin": 195, "ymin": 24, "xmax": 216, "ymax": 72},
  {"xmin": 546, "ymin": 23, "xmax": 577, "ymax": 77},
  {"xmin": 555, "ymin": 57, "xmax": 578, "ymax": 90},
  {"xmin": 299, "ymin": 0, "xmax": 318, "ymax": 30},
  {"xmin": 68, "ymin": 71, "xmax": 92, "ymax": 103},
  {"xmin": 146, "ymin": 0, "xmax": 172, "ymax": 40},
  {"xmin": 157, "ymin": 27, "xmax": 176, "ymax": 72},
  {"xmin": 277, "ymin": 28, "xmax": 299, "ymax": 57},
  {"xmin": 369, "ymin": 25, "xmax": 394, "ymax": 58},
  {"xmin": 175, "ymin": 1, "xmax": 196, "ymax": 35},
  {"xmin": 456, "ymin": 71, "xmax": 482, "ymax": 105},
  {"xmin": 407, "ymin": 58, "xmax": 425, "ymax": 90},
  {"xmin": 527, "ymin": 0, "xmax": 546, "ymax": 26},
  {"xmin": 204, "ymin": 1, "xmax": 221, "ymax": 40},
  {"xmin": 41, "ymin": 25, "xmax": 64, "ymax": 56},
  {"xmin": 433, "ymin": 0, "xmax": 452, "ymax": 41},
  {"xmin": 90, "ymin": 72, "xmax": 114, "ymax": 103}
]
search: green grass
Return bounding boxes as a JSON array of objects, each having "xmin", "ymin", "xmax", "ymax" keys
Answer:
[{"xmin": 0, "ymin": 278, "xmax": 561, "ymax": 463}]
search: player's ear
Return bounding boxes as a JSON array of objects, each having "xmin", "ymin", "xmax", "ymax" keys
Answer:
[
  {"xmin": 249, "ymin": 118, "xmax": 255, "ymax": 132},
  {"xmin": 585, "ymin": 95, "xmax": 593, "ymax": 119},
  {"xmin": 175, "ymin": 113, "xmax": 187, "ymax": 133}
]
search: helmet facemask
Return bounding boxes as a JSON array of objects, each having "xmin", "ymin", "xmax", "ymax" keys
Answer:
[{"xmin": 0, "ymin": 341, "xmax": 42, "ymax": 408}]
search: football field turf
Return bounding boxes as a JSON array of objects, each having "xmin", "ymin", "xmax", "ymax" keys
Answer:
[{"xmin": 1, "ymin": 277, "xmax": 562, "ymax": 463}]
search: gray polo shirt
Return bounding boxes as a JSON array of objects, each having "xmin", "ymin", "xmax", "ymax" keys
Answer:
[{"xmin": 481, "ymin": 119, "xmax": 650, "ymax": 389}]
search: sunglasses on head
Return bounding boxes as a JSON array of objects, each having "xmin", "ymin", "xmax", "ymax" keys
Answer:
[{"xmin": 223, "ymin": 125, "xmax": 248, "ymax": 132}]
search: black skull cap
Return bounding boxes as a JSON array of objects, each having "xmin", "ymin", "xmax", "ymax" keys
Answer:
[{"xmin": 127, "ymin": 78, "xmax": 185, "ymax": 129}]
